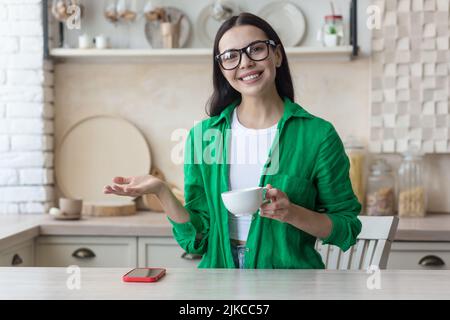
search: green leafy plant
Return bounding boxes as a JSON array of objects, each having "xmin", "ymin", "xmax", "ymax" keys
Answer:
[{"xmin": 327, "ymin": 25, "xmax": 337, "ymax": 34}]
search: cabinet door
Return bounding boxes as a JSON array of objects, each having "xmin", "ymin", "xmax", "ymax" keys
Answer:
[
  {"xmin": 35, "ymin": 236, "xmax": 137, "ymax": 267},
  {"xmin": 388, "ymin": 242, "xmax": 450, "ymax": 270},
  {"xmin": 138, "ymin": 237, "xmax": 201, "ymax": 268},
  {"xmin": 0, "ymin": 240, "xmax": 34, "ymax": 267}
]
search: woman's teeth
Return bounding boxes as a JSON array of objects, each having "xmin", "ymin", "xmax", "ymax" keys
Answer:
[{"xmin": 240, "ymin": 72, "xmax": 262, "ymax": 81}]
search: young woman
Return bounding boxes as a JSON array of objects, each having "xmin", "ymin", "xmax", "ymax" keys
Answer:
[{"xmin": 104, "ymin": 13, "xmax": 361, "ymax": 269}]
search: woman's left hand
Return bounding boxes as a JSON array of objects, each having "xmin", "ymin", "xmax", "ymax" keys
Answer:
[{"xmin": 259, "ymin": 184, "xmax": 293, "ymax": 223}]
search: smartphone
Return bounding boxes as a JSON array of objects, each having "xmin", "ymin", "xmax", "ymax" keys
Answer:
[{"xmin": 122, "ymin": 268, "xmax": 166, "ymax": 283}]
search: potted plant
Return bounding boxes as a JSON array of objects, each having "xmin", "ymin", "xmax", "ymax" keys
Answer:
[{"xmin": 324, "ymin": 24, "xmax": 339, "ymax": 47}]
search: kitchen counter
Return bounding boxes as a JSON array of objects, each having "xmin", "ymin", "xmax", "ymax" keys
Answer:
[
  {"xmin": 2, "ymin": 211, "xmax": 450, "ymax": 247},
  {"xmin": 0, "ymin": 211, "xmax": 171, "ymax": 249},
  {"xmin": 1, "ymin": 267, "xmax": 450, "ymax": 299},
  {"xmin": 394, "ymin": 212, "xmax": 450, "ymax": 241}
]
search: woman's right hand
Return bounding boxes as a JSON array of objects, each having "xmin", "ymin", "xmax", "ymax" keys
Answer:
[{"xmin": 103, "ymin": 174, "xmax": 165, "ymax": 198}]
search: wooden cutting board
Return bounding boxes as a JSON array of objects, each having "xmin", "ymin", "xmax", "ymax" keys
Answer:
[
  {"xmin": 143, "ymin": 166, "xmax": 185, "ymax": 212},
  {"xmin": 55, "ymin": 115, "xmax": 151, "ymax": 208},
  {"xmin": 82, "ymin": 201, "xmax": 136, "ymax": 217},
  {"xmin": 143, "ymin": 184, "xmax": 185, "ymax": 212}
]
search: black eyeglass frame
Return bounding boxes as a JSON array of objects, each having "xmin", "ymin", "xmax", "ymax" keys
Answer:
[{"xmin": 215, "ymin": 39, "xmax": 278, "ymax": 70}]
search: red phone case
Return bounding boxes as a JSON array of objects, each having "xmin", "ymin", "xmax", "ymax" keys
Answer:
[{"xmin": 122, "ymin": 268, "xmax": 166, "ymax": 283}]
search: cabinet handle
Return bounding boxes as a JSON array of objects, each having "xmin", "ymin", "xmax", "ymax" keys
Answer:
[
  {"xmin": 181, "ymin": 252, "xmax": 202, "ymax": 260},
  {"xmin": 419, "ymin": 255, "xmax": 445, "ymax": 267},
  {"xmin": 11, "ymin": 254, "xmax": 23, "ymax": 266},
  {"xmin": 72, "ymin": 248, "xmax": 96, "ymax": 259}
]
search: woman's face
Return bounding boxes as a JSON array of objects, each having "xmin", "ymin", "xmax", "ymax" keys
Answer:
[{"xmin": 217, "ymin": 25, "xmax": 282, "ymax": 98}]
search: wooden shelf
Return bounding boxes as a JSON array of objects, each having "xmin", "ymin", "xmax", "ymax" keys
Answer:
[{"xmin": 49, "ymin": 46, "xmax": 355, "ymax": 63}]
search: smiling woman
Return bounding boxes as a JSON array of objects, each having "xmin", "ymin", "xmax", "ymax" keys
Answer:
[{"xmin": 104, "ymin": 12, "xmax": 362, "ymax": 270}]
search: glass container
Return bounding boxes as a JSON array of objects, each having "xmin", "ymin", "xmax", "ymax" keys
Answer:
[
  {"xmin": 344, "ymin": 136, "xmax": 366, "ymax": 210},
  {"xmin": 366, "ymin": 158, "xmax": 395, "ymax": 216},
  {"xmin": 398, "ymin": 147, "xmax": 427, "ymax": 217}
]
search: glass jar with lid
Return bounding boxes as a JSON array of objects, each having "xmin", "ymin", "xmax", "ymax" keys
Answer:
[
  {"xmin": 344, "ymin": 136, "xmax": 366, "ymax": 210},
  {"xmin": 365, "ymin": 158, "xmax": 395, "ymax": 216},
  {"xmin": 397, "ymin": 147, "xmax": 427, "ymax": 217},
  {"xmin": 317, "ymin": 15, "xmax": 345, "ymax": 47}
]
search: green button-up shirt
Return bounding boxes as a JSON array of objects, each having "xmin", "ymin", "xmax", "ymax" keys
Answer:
[{"xmin": 168, "ymin": 97, "xmax": 362, "ymax": 269}]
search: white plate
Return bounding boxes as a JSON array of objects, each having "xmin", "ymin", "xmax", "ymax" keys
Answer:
[
  {"xmin": 196, "ymin": 2, "xmax": 239, "ymax": 48},
  {"xmin": 144, "ymin": 7, "xmax": 191, "ymax": 48},
  {"xmin": 55, "ymin": 115, "xmax": 151, "ymax": 205},
  {"xmin": 257, "ymin": 1, "xmax": 306, "ymax": 46}
]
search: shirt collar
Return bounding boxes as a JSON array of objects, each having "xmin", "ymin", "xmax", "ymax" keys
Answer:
[{"xmin": 210, "ymin": 96, "xmax": 314, "ymax": 127}]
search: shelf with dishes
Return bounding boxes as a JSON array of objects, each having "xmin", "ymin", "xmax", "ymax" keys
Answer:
[
  {"xmin": 44, "ymin": 1, "xmax": 358, "ymax": 62},
  {"xmin": 49, "ymin": 45, "xmax": 354, "ymax": 62}
]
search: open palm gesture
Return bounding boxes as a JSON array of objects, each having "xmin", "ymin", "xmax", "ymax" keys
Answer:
[{"xmin": 103, "ymin": 174, "xmax": 163, "ymax": 198}]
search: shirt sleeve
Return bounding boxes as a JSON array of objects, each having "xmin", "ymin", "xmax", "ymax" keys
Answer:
[
  {"xmin": 167, "ymin": 127, "xmax": 210, "ymax": 255},
  {"xmin": 313, "ymin": 123, "xmax": 362, "ymax": 252}
]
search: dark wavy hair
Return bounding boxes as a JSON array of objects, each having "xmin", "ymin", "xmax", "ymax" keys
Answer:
[{"xmin": 205, "ymin": 12, "xmax": 294, "ymax": 117}]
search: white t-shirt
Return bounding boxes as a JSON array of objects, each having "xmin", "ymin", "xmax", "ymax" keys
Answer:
[{"xmin": 228, "ymin": 107, "xmax": 278, "ymax": 241}]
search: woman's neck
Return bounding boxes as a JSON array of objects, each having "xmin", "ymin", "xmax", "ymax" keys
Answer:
[{"xmin": 237, "ymin": 89, "xmax": 284, "ymax": 129}]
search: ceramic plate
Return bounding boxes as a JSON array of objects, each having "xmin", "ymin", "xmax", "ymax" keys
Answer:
[
  {"xmin": 196, "ymin": 2, "xmax": 239, "ymax": 47},
  {"xmin": 257, "ymin": 1, "xmax": 306, "ymax": 46},
  {"xmin": 52, "ymin": 214, "xmax": 81, "ymax": 220},
  {"xmin": 145, "ymin": 7, "xmax": 191, "ymax": 48},
  {"xmin": 55, "ymin": 115, "xmax": 151, "ymax": 205}
]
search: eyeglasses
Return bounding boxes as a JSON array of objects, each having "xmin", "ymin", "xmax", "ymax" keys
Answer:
[{"xmin": 215, "ymin": 40, "xmax": 277, "ymax": 70}]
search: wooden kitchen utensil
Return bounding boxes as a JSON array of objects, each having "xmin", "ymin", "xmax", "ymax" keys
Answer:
[
  {"xmin": 142, "ymin": 166, "xmax": 166, "ymax": 212},
  {"xmin": 55, "ymin": 115, "xmax": 151, "ymax": 210},
  {"xmin": 143, "ymin": 181, "xmax": 185, "ymax": 212},
  {"xmin": 83, "ymin": 201, "xmax": 136, "ymax": 217},
  {"xmin": 150, "ymin": 166, "xmax": 166, "ymax": 181}
]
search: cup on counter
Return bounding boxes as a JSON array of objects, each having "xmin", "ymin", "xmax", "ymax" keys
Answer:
[
  {"xmin": 221, "ymin": 187, "xmax": 270, "ymax": 217},
  {"xmin": 78, "ymin": 34, "xmax": 92, "ymax": 49},
  {"xmin": 59, "ymin": 197, "xmax": 83, "ymax": 217},
  {"xmin": 94, "ymin": 35, "xmax": 109, "ymax": 49}
]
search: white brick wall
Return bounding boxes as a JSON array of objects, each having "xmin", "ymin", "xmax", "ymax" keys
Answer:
[{"xmin": 0, "ymin": 0, "xmax": 55, "ymax": 214}]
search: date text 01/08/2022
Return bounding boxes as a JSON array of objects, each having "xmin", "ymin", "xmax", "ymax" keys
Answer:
[{"xmin": 178, "ymin": 304, "xmax": 270, "ymax": 317}]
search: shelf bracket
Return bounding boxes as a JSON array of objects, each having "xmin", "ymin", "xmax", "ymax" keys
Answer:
[
  {"xmin": 42, "ymin": 0, "xmax": 49, "ymax": 59},
  {"xmin": 350, "ymin": 0, "xmax": 359, "ymax": 57}
]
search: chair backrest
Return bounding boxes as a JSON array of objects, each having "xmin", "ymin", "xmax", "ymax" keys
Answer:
[{"xmin": 315, "ymin": 216, "xmax": 399, "ymax": 270}]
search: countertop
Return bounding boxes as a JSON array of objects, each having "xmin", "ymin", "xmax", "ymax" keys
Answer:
[
  {"xmin": 2, "ymin": 211, "xmax": 450, "ymax": 248},
  {"xmin": 1, "ymin": 267, "xmax": 450, "ymax": 299},
  {"xmin": 0, "ymin": 211, "xmax": 171, "ymax": 249}
]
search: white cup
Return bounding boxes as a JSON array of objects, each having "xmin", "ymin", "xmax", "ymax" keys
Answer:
[
  {"xmin": 94, "ymin": 35, "xmax": 109, "ymax": 49},
  {"xmin": 221, "ymin": 187, "xmax": 270, "ymax": 216},
  {"xmin": 78, "ymin": 34, "xmax": 91, "ymax": 49}
]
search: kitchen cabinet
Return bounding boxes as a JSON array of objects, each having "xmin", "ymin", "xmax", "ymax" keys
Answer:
[
  {"xmin": 0, "ymin": 239, "xmax": 34, "ymax": 267},
  {"xmin": 34, "ymin": 235, "xmax": 198, "ymax": 268},
  {"xmin": 138, "ymin": 237, "xmax": 201, "ymax": 268},
  {"xmin": 35, "ymin": 236, "xmax": 137, "ymax": 268},
  {"xmin": 388, "ymin": 241, "xmax": 450, "ymax": 270}
]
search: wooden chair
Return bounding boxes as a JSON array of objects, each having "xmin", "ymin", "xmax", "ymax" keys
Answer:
[{"xmin": 315, "ymin": 216, "xmax": 399, "ymax": 270}]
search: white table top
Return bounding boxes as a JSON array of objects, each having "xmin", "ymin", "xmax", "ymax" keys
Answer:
[{"xmin": 1, "ymin": 267, "xmax": 450, "ymax": 300}]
